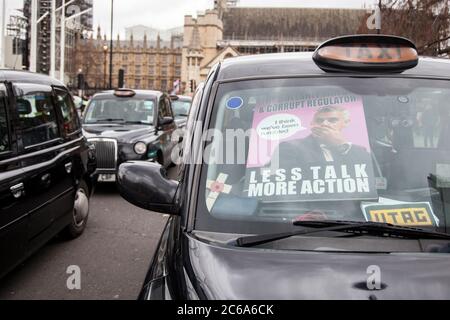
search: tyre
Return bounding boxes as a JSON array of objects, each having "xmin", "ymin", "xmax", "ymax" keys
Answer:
[{"xmin": 62, "ymin": 180, "xmax": 90, "ymax": 239}]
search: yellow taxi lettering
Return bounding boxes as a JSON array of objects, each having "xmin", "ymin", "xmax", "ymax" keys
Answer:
[
  {"xmin": 357, "ymin": 44, "xmax": 373, "ymax": 59},
  {"xmin": 377, "ymin": 45, "xmax": 394, "ymax": 59}
]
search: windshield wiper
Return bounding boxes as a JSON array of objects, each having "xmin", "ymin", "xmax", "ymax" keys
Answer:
[{"xmin": 232, "ymin": 220, "xmax": 450, "ymax": 248}]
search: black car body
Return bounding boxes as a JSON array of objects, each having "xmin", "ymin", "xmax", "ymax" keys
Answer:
[
  {"xmin": 82, "ymin": 89, "xmax": 178, "ymax": 182},
  {"xmin": 0, "ymin": 70, "xmax": 96, "ymax": 279},
  {"xmin": 117, "ymin": 35, "xmax": 450, "ymax": 300}
]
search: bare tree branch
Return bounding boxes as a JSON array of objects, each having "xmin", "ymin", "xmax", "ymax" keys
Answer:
[{"xmin": 358, "ymin": 0, "xmax": 450, "ymax": 57}]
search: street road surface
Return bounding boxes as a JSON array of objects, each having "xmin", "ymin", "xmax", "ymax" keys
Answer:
[{"xmin": 0, "ymin": 183, "xmax": 167, "ymax": 300}]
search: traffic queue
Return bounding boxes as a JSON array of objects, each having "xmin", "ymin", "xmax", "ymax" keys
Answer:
[{"xmin": 0, "ymin": 74, "xmax": 187, "ymax": 279}]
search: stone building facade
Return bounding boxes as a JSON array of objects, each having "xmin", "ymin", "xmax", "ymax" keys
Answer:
[
  {"xmin": 72, "ymin": 1, "xmax": 368, "ymax": 95},
  {"xmin": 73, "ymin": 27, "xmax": 183, "ymax": 93},
  {"xmin": 182, "ymin": 1, "xmax": 368, "ymax": 94}
]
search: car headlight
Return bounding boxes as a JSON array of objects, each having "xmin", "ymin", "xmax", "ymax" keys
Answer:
[{"xmin": 134, "ymin": 142, "xmax": 147, "ymax": 155}]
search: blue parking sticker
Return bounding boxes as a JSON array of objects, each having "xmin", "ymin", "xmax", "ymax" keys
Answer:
[{"xmin": 226, "ymin": 97, "xmax": 244, "ymax": 110}]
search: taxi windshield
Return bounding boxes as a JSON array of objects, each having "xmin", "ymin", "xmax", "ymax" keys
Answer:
[
  {"xmin": 84, "ymin": 97, "xmax": 155, "ymax": 124},
  {"xmin": 196, "ymin": 77, "xmax": 450, "ymax": 236}
]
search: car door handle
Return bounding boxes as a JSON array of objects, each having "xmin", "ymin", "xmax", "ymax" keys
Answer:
[
  {"xmin": 10, "ymin": 183, "xmax": 25, "ymax": 199},
  {"xmin": 65, "ymin": 162, "xmax": 73, "ymax": 174},
  {"xmin": 41, "ymin": 173, "xmax": 51, "ymax": 187}
]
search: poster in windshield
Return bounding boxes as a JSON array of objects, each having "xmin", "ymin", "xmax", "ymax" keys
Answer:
[{"xmin": 245, "ymin": 95, "xmax": 378, "ymax": 202}]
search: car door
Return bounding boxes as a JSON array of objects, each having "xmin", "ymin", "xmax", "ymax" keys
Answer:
[
  {"xmin": 0, "ymin": 82, "xmax": 27, "ymax": 277},
  {"xmin": 157, "ymin": 96, "xmax": 177, "ymax": 167},
  {"xmin": 13, "ymin": 83, "xmax": 74, "ymax": 252},
  {"xmin": 52, "ymin": 86, "xmax": 85, "ymax": 223}
]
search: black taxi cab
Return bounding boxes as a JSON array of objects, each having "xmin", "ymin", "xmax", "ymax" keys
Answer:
[
  {"xmin": 0, "ymin": 70, "xmax": 96, "ymax": 279},
  {"xmin": 82, "ymin": 89, "xmax": 178, "ymax": 182},
  {"xmin": 118, "ymin": 35, "xmax": 450, "ymax": 299}
]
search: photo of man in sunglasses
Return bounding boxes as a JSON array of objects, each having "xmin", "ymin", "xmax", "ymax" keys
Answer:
[{"xmin": 273, "ymin": 105, "xmax": 372, "ymax": 168}]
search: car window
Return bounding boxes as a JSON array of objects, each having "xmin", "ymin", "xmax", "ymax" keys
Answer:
[
  {"xmin": 84, "ymin": 97, "xmax": 155, "ymax": 124},
  {"xmin": 172, "ymin": 100, "xmax": 191, "ymax": 119},
  {"xmin": 196, "ymin": 77, "xmax": 450, "ymax": 235},
  {"xmin": 14, "ymin": 84, "xmax": 60, "ymax": 148},
  {"xmin": 180, "ymin": 87, "xmax": 204, "ymax": 175},
  {"xmin": 189, "ymin": 83, "xmax": 204, "ymax": 123},
  {"xmin": 54, "ymin": 88, "xmax": 80, "ymax": 135},
  {"xmin": 0, "ymin": 92, "xmax": 9, "ymax": 153}
]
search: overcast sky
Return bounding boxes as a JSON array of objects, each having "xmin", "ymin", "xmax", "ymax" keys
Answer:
[{"xmin": 4, "ymin": 0, "xmax": 375, "ymax": 37}]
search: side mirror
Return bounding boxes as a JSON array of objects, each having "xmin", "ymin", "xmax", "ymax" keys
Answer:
[
  {"xmin": 158, "ymin": 117, "xmax": 175, "ymax": 130},
  {"xmin": 117, "ymin": 161, "xmax": 179, "ymax": 215},
  {"xmin": 159, "ymin": 117, "xmax": 174, "ymax": 126}
]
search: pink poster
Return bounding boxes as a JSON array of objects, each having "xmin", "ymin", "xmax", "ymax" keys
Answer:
[
  {"xmin": 247, "ymin": 95, "xmax": 371, "ymax": 168},
  {"xmin": 244, "ymin": 95, "xmax": 378, "ymax": 202}
]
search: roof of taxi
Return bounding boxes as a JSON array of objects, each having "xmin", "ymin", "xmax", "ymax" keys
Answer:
[
  {"xmin": 92, "ymin": 89, "xmax": 164, "ymax": 99},
  {"xmin": 216, "ymin": 52, "xmax": 450, "ymax": 81},
  {"xmin": 0, "ymin": 69, "xmax": 65, "ymax": 86}
]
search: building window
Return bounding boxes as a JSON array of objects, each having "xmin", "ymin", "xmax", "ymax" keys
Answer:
[
  {"xmin": 149, "ymin": 66, "xmax": 155, "ymax": 75},
  {"xmin": 161, "ymin": 55, "xmax": 168, "ymax": 64},
  {"xmin": 175, "ymin": 67, "xmax": 181, "ymax": 77},
  {"xmin": 149, "ymin": 55, "xmax": 155, "ymax": 64},
  {"xmin": 175, "ymin": 55, "xmax": 181, "ymax": 64},
  {"xmin": 161, "ymin": 67, "xmax": 167, "ymax": 77},
  {"xmin": 161, "ymin": 80, "xmax": 167, "ymax": 91},
  {"xmin": 136, "ymin": 66, "xmax": 141, "ymax": 75}
]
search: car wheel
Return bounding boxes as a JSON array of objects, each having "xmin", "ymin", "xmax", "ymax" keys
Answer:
[{"xmin": 62, "ymin": 180, "xmax": 90, "ymax": 239}]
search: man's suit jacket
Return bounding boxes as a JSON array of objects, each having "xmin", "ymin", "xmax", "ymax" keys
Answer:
[{"xmin": 271, "ymin": 135, "xmax": 372, "ymax": 169}]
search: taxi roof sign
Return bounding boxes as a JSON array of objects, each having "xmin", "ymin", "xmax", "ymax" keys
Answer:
[
  {"xmin": 313, "ymin": 35, "xmax": 419, "ymax": 73},
  {"xmin": 114, "ymin": 88, "xmax": 136, "ymax": 97}
]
